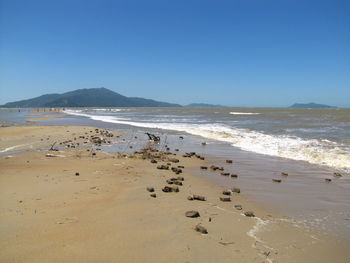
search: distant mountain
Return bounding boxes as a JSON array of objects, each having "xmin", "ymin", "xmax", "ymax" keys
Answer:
[
  {"xmin": 1, "ymin": 88, "xmax": 181, "ymax": 108},
  {"xmin": 185, "ymin": 103, "xmax": 226, "ymax": 108},
  {"xmin": 289, "ymin": 102, "xmax": 336, "ymax": 108}
]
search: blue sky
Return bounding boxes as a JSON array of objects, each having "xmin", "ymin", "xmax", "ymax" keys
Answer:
[{"xmin": 0, "ymin": 0, "xmax": 349, "ymax": 107}]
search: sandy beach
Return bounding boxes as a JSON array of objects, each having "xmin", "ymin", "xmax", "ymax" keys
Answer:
[{"xmin": 1, "ymin": 123, "xmax": 349, "ymax": 263}]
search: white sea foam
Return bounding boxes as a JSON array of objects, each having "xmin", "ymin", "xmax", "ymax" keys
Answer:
[
  {"xmin": 64, "ymin": 110, "xmax": 350, "ymax": 172},
  {"xmin": 0, "ymin": 143, "xmax": 32, "ymax": 153},
  {"xmin": 230, "ymin": 112, "xmax": 261, "ymax": 115},
  {"xmin": 92, "ymin": 108, "xmax": 127, "ymax": 112}
]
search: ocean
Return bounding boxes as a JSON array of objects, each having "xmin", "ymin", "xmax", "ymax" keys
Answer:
[{"xmin": 63, "ymin": 107, "xmax": 350, "ymax": 173}]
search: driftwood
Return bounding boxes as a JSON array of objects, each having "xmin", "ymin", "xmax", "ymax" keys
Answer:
[
  {"xmin": 145, "ymin": 132, "xmax": 160, "ymax": 142},
  {"xmin": 49, "ymin": 142, "xmax": 58, "ymax": 151}
]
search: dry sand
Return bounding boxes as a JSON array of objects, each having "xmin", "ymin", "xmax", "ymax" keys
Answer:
[{"xmin": 1, "ymin": 125, "xmax": 349, "ymax": 263}]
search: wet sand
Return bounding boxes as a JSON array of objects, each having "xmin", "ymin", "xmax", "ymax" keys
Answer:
[{"xmin": 1, "ymin": 125, "xmax": 350, "ymax": 263}]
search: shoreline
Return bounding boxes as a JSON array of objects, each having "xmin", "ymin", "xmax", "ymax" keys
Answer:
[{"xmin": 1, "ymin": 124, "xmax": 350, "ymax": 262}]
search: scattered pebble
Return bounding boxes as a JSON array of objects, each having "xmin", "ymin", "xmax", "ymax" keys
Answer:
[
  {"xmin": 272, "ymin": 179, "xmax": 282, "ymax": 183},
  {"xmin": 192, "ymin": 195, "xmax": 206, "ymax": 201},
  {"xmin": 232, "ymin": 187, "xmax": 240, "ymax": 194},
  {"xmin": 146, "ymin": 187, "xmax": 155, "ymax": 192},
  {"xmin": 185, "ymin": 210, "xmax": 200, "ymax": 218},
  {"xmin": 195, "ymin": 224, "xmax": 208, "ymax": 234},
  {"xmin": 162, "ymin": 186, "xmax": 179, "ymax": 192},
  {"xmin": 220, "ymin": 197, "xmax": 231, "ymax": 202},
  {"xmin": 157, "ymin": 165, "xmax": 169, "ymax": 170},
  {"xmin": 234, "ymin": 205, "xmax": 242, "ymax": 210},
  {"xmin": 244, "ymin": 211, "xmax": 255, "ymax": 217}
]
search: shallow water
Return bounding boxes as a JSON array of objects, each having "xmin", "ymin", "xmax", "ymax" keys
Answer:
[{"xmin": 63, "ymin": 107, "xmax": 350, "ymax": 172}]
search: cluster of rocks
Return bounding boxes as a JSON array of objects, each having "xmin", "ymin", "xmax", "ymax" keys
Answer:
[
  {"xmin": 53, "ymin": 128, "xmax": 115, "ymax": 150},
  {"xmin": 146, "ymin": 187, "xmax": 156, "ymax": 198},
  {"xmin": 138, "ymin": 135, "xmax": 258, "ymax": 236},
  {"xmin": 218, "ymin": 187, "xmax": 241, "ymax": 202},
  {"xmin": 200, "ymin": 164, "xmax": 239, "ymax": 179},
  {"xmin": 182, "ymin": 152, "xmax": 205, "ymax": 160},
  {"xmin": 187, "ymin": 194, "xmax": 206, "ymax": 201},
  {"xmin": 162, "ymin": 186, "xmax": 179, "ymax": 192},
  {"xmin": 166, "ymin": 177, "xmax": 184, "ymax": 186}
]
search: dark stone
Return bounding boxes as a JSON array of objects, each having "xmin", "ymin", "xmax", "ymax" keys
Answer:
[
  {"xmin": 146, "ymin": 187, "xmax": 155, "ymax": 192},
  {"xmin": 193, "ymin": 195, "xmax": 206, "ymax": 201},
  {"xmin": 185, "ymin": 210, "xmax": 200, "ymax": 218},
  {"xmin": 179, "ymin": 136, "xmax": 184, "ymax": 139},
  {"xmin": 226, "ymin": 160, "xmax": 233, "ymax": 164},
  {"xmin": 187, "ymin": 196, "xmax": 194, "ymax": 200},
  {"xmin": 162, "ymin": 186, "xmax": 179, "ymax": 193},
  {"xmin": 325, "ymin": 178, "xmax": 332, "ymax": 182},
  {"xmin": 173, "ymin": 181, "xmax": 183, "ymax": 186},
  {"xmin": 178, "ymin": 165, "xmax": 185, "ymax": 168},
  {"xmin": 221, "ymin": 172, "xmax": 230, "ymax": 176},
  {"xmin": 222, "ymin": 190, "xmax": 231, "ymax": 196},
  {"xmin": 157, "ymin": 165, "xmax": 169, "ymax": 170},
  {"xmin": 244, "ymin": 211, "xmax": 255, "ymax": 217},
  {"xmin": 150, "ymin": 159, "xmax": 158, "ymax": 164},
  {"xmin": 232, "ymin": 187, "xmax": 240, "ymax": 193},
  {"xmin": 230, "ymin": 174, "xmax": 238, "ymax": 178},
  {"xmin": 171, "ymin": 167, "xmax": 182, "ymax": 174},
  {"xmin": 195, "ymin": 224, "xmax": 208, "ymax": 234},
  {"xmin": 177, "ymin": 176, "xmax": 184, "ymax": 181},
  {"xmin": 281, "ymin": 172, "xmax": 288, "ymax": 176},
  {"xmin": 75, "ymin": 172, "xmax": 80, "ymax": 176},
  {"xmin": 200, "ymin": 166, "xmax": 208, "ymax": 170},
  {"xmin": 272, "ymin": 179, "xmax": 282, "ymax": 183},
  {"xmin": 201, "ymin": 142, "xmax": 207, "ymax": 146},
  {"xmin": 168, "ymin": 158, "xmax": 179, "ymax": 163},
  {"xmin": 234, "ymin": 205, "xmax": 242, "ymax": 210},
  {"xmin": 210, "ymin": 165, "xmax": 218, "ymax": 171},
  {"xmin": 220, "ymin": 197, "xmax": 231, "ymax": 202},
  {"xmin": 150, "ymin": 193, "xmax": 157, "ymax": 198}
]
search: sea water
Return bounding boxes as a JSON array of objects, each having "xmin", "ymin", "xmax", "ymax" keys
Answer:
[{"xmin": 63, "ymin": 107, "xmax": 350, "ymax": 172}]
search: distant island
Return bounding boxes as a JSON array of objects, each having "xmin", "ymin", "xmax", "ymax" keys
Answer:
[
  {"xmin": 0, "ymin": 88, "xmax": 181, "ymax": 108},
  {"xmin": 289, "ymin": 102, "xmax": 336, "ymax": 108},
  {"xmin": 185, "ymin": 103, "xmax": 227, "ymax": 108}
]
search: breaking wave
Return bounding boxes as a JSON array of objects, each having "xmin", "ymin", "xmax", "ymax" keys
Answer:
[
  {"xmin": 230, "ymin": 112, "xmax": 261, "ymax": 115},
  {"xmin": 64, "ymin": 109, "xmax": 350, "ymax": 172}
]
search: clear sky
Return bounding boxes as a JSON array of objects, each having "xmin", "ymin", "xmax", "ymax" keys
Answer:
[{"xmin": 0, "ymin": 0, "xmax": 349, "ymax": 107}]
